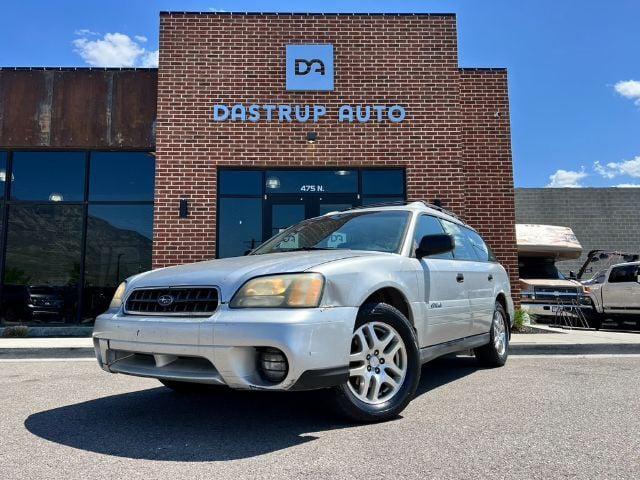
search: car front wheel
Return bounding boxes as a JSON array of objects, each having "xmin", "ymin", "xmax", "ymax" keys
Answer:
[
  {"xmin": 333, "ymin": 302, "xmax": 421, "ymax": 423},
  {"xmin": 474, "ymin": 301, "xmax": 509, "ymax": 367}
]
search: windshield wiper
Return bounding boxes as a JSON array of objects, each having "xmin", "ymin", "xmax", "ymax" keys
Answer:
[{"xmin": 279, "ymin": 247, "xmax": 336, "ymax": 252}]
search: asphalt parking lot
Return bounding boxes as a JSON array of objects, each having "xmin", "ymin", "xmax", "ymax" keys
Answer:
[{"xmin": 1, "ymin": 355, "xmax": 638, "ymax": 480}]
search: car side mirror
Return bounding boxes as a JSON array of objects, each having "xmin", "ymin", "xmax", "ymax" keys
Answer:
[
  {"xmin": 416, "ymin": 234, "xmax": 455, "ymax": 259},
  {"xmin": 569, "ymin": 270, "xmax": 576, "ymax": 279}
]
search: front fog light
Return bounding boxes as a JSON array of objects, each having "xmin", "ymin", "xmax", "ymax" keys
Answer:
[{"xmin": 257, "ymin": 347, "xmax": 289, "ymax": 383}]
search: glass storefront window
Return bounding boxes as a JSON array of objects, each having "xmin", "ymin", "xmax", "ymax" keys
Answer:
[
  {"xmin": 11, "ymin": 152, "xmax": 85, "ymax": 202},
  {"xmin": 89, "ymin": 152, "xmax": 155, "ymax": 201},
  {"xmin": 218, "ymin": 198, "xmax": 262, "ymax": 258},
  {"xmin": 219, "ymin": 170, "xmax": 262, "ymax": 195},
  {"xmin": 82, "ymin": 205, "xmax": 153, "ymax": 322},
  {"xmin": 362, "ymin": 169, "xmax": 404, "ymax": 195},
  {"xmin": 265, "ymin": 169, "xmax": 357, "ymax": 194},
  {"xmin": 0, "ymin": 152, "xmax": 7, "ymax": 197},
  {"xmin": 0, "ymin": 150, "xmax": 155, "ymax": 326},
  {"xmin": 2, "ymin": 205, "xmax": 83, "ymax": 325}
]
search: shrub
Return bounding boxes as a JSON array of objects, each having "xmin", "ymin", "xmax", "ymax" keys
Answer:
[
  {"xmin": 512, "ymin": 309, "xmax": 530, "ymax": 332},
  {"xmin": 1, "ymin": 325, "xmax": 30, "ymax": 338}
]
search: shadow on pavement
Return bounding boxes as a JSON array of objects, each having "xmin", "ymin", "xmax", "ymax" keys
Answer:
[{"xmin": 24, "ymin": 356, "xmax": 480, "ymax": 461}]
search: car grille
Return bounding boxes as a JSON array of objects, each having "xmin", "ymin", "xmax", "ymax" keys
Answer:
[
  {"xmin": 533, "ymin": 286, "xmax": 579, "ymax": 303},
  {"xmin": 124, "ymin": 287, "xmax": 219, "ymax": 316}
]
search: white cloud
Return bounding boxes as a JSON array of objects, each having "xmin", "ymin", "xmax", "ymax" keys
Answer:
[
  {"xmin": 615, "ymin": 183, "xmax": 640, "ymax": 188},
  {"xmin": 208, "ymin": 7, "xmax": 227, "ymax": 12},
  {"xmin": 594, "ymin": 156, "xmax": 640, "ymax": 179},
  {"xmin": 73, "ymin": 32, "xmax": 158, "ymax": 68},
  {"xmin": 546, "ymin": 167, "xmax": 587, "ymax": 188},
  {"xmin": 141, "ymin": 50, "xmax": 159, "ymax": 68},
  {"xmin": 74, "ymin": 28, "xmax": 99, "ymax": 36},
  {"xmin": 614, "ymin": 80, "xmax": 640, "ymax": 105}
]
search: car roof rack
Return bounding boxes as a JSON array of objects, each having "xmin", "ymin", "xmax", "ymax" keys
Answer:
[{"xmin": 347, "ymin": 200, "xmax": 461, "ymax": 221}]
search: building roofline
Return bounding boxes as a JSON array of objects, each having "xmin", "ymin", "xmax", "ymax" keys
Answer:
[
  {"xmin": 459, "ymin": 67, "xmax": 507, "ymax": 72},
  {"xmin": 0, "ymin": 67, "xmax": 157, "ymax": 72},
  {"xmin": 159, "ymin": 11, "xmax": 456, "ymax": 17}
]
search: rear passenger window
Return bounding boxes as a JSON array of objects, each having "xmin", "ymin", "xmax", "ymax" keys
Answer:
[
  {"xmin": 463, "ymin": 227, "xmax": 495, "ymax": 262},
  {"xmin": 413, "ymin": 215, "xmax": 453, "ymax": 260},
  {"xmin": 440, "ymin": 219, "xmax": 476, "ymax": 261},
  {"xmin": 609, "ymin": 265, "xmax": 638, "ymax": 283}
]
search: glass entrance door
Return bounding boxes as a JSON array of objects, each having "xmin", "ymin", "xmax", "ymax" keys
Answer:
[{"xmin": 264, "ymin": 194, "xmax": 358, "ymax": 241}]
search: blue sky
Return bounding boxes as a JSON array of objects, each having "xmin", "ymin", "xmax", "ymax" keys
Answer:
[{"xmin": 1, "ymin": 0, "xmax": 639, "ymax": 188}]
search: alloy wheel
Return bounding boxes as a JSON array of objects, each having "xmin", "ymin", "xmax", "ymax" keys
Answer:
[
  {"xmin": 493, "ymin": 310, "xmax": 507, "ymax": 356},
  {"xmin": 347, "ymin": 322, "xmax": 408, "ymax": 405}
]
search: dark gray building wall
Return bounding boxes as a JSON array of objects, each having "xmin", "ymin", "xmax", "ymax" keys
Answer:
[{"xmin": 515, "ymin": 188, "xmax": 640, "ymax": 275}]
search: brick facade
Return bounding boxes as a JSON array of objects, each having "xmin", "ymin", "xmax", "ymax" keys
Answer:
[
  {"xmin": 154, "ymin": 12, "xmax": 518, "ymax": 296},
  {"xmin": 461, "ymin": 69, "xmax": 519, "ymax": 299}
]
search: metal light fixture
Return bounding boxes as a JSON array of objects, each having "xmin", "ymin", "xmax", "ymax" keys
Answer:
[
  {"xmin": 306, "ymin": 131, "xmax": 317, "ymax": 144},
  {"xmin": 49, "ymin": 193, "xmax": 64, "ymax": 202},
  {"xmin": 266, "ymin": 177, "xmax": 281, "ymax": 189}
]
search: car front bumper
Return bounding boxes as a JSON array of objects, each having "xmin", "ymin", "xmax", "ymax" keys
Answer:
[
  {"xmin": 520, "ymin": 302, "xmax": 592, "ymax": 317},
  {"xmin": 92, "ymin": 305, "xmax": 357, "ymax": 391}
]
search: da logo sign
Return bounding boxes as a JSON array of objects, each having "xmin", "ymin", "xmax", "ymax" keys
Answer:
[{"xmin": 286, "ymin": 45, "xmax": 334, "ymax": 91}]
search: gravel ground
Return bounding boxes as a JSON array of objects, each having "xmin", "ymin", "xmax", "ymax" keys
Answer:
[{"xmin": 0, "ymin": 356, "xmax": 638, "ymax": 480}]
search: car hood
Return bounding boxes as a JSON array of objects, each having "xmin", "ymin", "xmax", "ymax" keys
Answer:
[{"xmin": 129, "ymin": 250, "xmax": 382, "ymax": 301}]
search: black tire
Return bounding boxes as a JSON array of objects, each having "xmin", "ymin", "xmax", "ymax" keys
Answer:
[
  {"xmin": 159, "ymin": 379, "xmax": 216, "ymax": 393},
  {"xmin": 474, "ymin": 301, "xmax": 509, "ymax": 368},
  {"xmin": 584, "ymin": 311, "xmax": 602, "ymax": 330},
  {"xmin": 332, "ymin": 302, "xmax": 421, "ymax": 423}
]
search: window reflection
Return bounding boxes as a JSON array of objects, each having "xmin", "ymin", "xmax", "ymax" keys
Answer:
[
  {"xmin": 11, "ymin": 152, "xmax": 85, "ymax": 202},
  {"xmin": 2, "ymin": 205, "xmax": 83, "ymax": 324},
  {"xmin": 82, "ymin": 205, "xmax": 153, "ymax": 321},
  {"xmin": 89, "ymin": 152, "xmax": 155, "ymax": 201},
  {"xmin": 218, "ymin": 198, "xmax": 262, "ymax": 258}
]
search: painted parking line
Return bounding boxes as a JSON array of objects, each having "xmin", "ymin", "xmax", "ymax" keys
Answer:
[{"xmin": 509, "ymin": 353, "xmax": 640, "ymax": 359}]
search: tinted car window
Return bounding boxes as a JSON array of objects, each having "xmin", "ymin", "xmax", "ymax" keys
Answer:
[
  {"xmin": 440, "ymin": 219, "xmax": 476, "ymax": 261},
  {"xmin": 608, "ymin": 265, "xmax": 638, "ymax": 283},
  {"xmin": 463, "ymin": 227, "xmax": 495, "ymax": 262},
  {"xmin": 412, "ymin": 215, "xmax": 453, "ymax": 260}
]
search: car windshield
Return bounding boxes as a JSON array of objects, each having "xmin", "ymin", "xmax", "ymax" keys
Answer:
[
  {"xmin": 252, "ymin": 210, "xmax": 411, "ymax": 255},
  {"xmin": 518, "ymin": 257, "xmax": 565, "ymax": 280}
]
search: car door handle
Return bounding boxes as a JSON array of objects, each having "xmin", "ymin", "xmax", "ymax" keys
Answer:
[
  {"xmin": 456, "ymin": 273, "xmax": 464, "ymax": 283},
  {"xmin": 488, "ymin": 274, "xmax": 493, "ymax": 281}
]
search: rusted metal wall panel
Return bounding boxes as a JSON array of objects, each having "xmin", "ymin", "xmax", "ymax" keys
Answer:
[
  {"xmin": 110, "ymin": 70, "xmax": 158, "ymax": 148},
  {"xmin": 0, "ymin": 68, "xmax": 157, "ymax": 149}
]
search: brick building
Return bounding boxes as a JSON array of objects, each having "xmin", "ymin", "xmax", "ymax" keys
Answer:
[{"xmin": 0, "ymin": 12, "xmax": 517, "ymax": 327}]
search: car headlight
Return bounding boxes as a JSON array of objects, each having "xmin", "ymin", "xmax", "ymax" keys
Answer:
[
  {"xmin": 109, "ymin": 281, "xmax": 127, "ymax": 310},
  {"xmin": 230, "ymin": 273, "xmax": 324, "ymax": 308}
]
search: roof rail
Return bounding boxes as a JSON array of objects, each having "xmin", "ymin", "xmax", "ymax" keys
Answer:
[{"xmin": 348, "ymin": 200, "xmax": 461, "ymax": 220}]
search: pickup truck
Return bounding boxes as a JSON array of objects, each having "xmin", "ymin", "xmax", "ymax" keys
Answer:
[{"xmin": 582, "ymin": 261, "xmax": 640, "ymax": 330}]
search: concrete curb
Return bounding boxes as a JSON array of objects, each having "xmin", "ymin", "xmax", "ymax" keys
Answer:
[
  {"xmin": 509, "ymin": 343, "xmax": 640, "ymax": 355},
  {"xmin": 1, "ymin": 343, "xmax": 639, "ymax": 359},
  {"xmin": 0, "ymin": 348, "xmax": 95, "ymax": 359}
]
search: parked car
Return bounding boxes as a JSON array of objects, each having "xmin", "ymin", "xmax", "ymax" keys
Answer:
[
  {"xmin": 93, "ymin": 201, "xmax": 514, "ymax": 422},
  {"xmin": 582, "ymin": 261, "xmax": 640, "ymax": 330},
  {"xmin": 516, "ymin": 224, "xmax": 592, "ymax": 319}
]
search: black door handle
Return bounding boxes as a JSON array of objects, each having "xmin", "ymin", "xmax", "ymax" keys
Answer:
[
  {"xmin": 488, "ymin": 274, "xmax": 494, "ymax": 281},
  {"xmin": 456, "ymin": 273, "xmax": 464, "ymax": 283}
]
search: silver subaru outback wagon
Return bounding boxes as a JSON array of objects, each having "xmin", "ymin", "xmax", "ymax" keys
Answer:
[{"xmin": 93, "ymin": 201, "xmax": 514, "ymax": 422}]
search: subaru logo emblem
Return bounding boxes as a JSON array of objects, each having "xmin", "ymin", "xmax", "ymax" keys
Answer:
[{"xmin": 157, "ymin": 294, "xmax": 174, "ymax": 307}]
